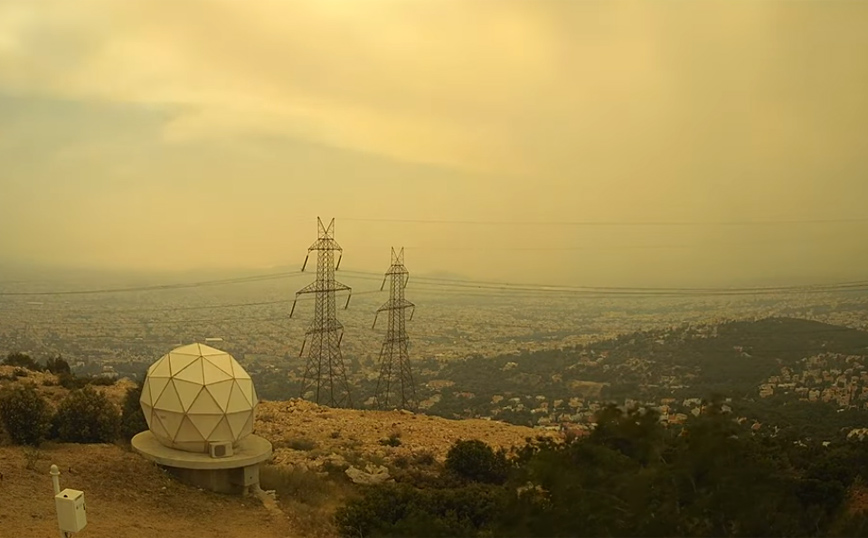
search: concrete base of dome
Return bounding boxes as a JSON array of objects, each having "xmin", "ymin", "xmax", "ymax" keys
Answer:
[{"xmin": 132, "ymin": 431, "xmax": 272, "ymax": 495}]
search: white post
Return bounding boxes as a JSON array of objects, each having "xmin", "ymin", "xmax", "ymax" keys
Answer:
[
  {"xmin": 50, "ymin": 464, "xmax": 68, "ymax": 538},
  {"xmin": 50, "ymin": 464, "xmax": 60, "ymax": 495}
]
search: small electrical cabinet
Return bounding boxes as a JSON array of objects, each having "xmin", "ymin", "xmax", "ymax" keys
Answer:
[{"xmin": 55, "ymin": 488, "xmax": 87, "ymax": 532}]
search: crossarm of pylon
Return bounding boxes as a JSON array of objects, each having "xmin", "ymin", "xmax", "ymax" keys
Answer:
[
  {"xmin": 307, "ymin": 239, "xmax": 343, "ymax": 252},
  {"xmin": 376, "ymin": 298, "xmax": 415, "ymax": 311}
]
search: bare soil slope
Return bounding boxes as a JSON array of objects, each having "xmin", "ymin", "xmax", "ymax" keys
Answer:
[{"xmin": 0, "ymin": 443, "xmax": 296, "ymax": 538}]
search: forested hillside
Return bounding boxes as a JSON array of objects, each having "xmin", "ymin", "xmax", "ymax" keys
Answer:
[
  {"xmin": 418, "ymin": 318, "xmax": 868, "ymax": 437},
  {"xmin": 337, "ymin": 402, "xmax": 868, "ymax": 537}
]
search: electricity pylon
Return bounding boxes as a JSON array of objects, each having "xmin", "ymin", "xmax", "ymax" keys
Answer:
[
  {"xmin": 372, "ymin": 247, "xmax": 417, "ymax": 410},
  {"xmin": 290, "ymin": 217, "xmax": 353, "ymax": 407}
]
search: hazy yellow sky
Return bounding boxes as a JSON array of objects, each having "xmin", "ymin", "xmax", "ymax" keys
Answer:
[{"xmin": 1, "ymin": 0, "xmax": 866, "ymax": 286}]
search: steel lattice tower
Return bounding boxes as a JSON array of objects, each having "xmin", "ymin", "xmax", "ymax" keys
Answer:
[
  {"xmin": 289, "ymin": 217, "xmax": 353, "ymax": 407},
  {"xmin": 372, "ymin": 247, "xmax": 417, "ymax": 410}
]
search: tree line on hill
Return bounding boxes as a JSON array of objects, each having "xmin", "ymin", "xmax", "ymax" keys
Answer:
[
  {"xmin": 336, "ymin": 400, "xmax": 868, "ymax": 537},
  {"xmin": 0, "ymin": 352, "xmax": 147, "ymax": 446},
  {"xmin": 1, "ymin": 352, "xmax": 118, "ymax": 389}
]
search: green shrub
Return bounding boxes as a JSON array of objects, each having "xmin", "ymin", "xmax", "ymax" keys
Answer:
[
  {"xmin": 88, "ymin": 376, "xmax": 117, "ymax": 386},
  {"xmin": 52, "ymin": 386, "xmax": 121, "ymax": 443},
  {"xmin": 23, "ymin": 446, "xmax": 41, "ymax": 471},
  {"xmin": 287, "ymin": 437, "xmax": 318, "ymax": 451},
  {"xmin": 3, "ymin": 352, "xmax": 42, "ymax": 372},
  {"xmin": 379, "ymin": 433, "xmax": 402, "ymax": 447},
  {"xmin": 335, "ymin": 483, "xmax": 505, "ymax": 537},
  {"xmin": 414, "ymin": 450, "xmax": 437, "ymax": 466},
  {"xmin": 120, "ymin": 380, "xmax": 148, "ymax": 441},
  {"xmin": 44, "ymin": 356, "xmax": 71, "ymax": 375},
  {"xmin": 260, "ymin": 465, "xmax": 331, "ymax": 504},
  {"xmin": 58, "ymin": 373, "xmax": 89, "ymax": 390},
  {"xmin": 0, "ymin": 385, "xmax": 52, "ymax": 446},
  {"xmin": 444, "ymin": 439, "xmax": 509, "ymax": 484}
]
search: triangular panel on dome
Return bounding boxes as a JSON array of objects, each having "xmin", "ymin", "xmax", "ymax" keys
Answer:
[
  {"xmin": 199, "ymin": 345, "xmax": 225, "ymax": 357},
  {"xmin": 226, "ymin": 382, "xmax": 251, "ymax": 413},
  {"xmin": 189, "ymin": 413, "xmax": 223, "ymax": 439},
  {"xmin": 187, "ymin": 387, "xmax": 222, "ymax": 415},
  {"xmin": 150, "ymin": 412, "xmax": 171, "ymax": 440},
  {"xmin": 205, "ymin": 379, "xmax": 234, "ymax": 412},
  {"xmin": 174, "ymin": 378, "xmax": 203, "ymax": 412},
  {"xmin": 140, "ymin": 379, "xmax": 153, "ymax": 407},
  {"xmin": 239, "ymin": 412, "xmax": 255, "ymax": 438},
  {"xmin": 226, "ymin": 411, "xmax": 251, "ymax": 439},
  {"xmin": 141, "ymin": 402, "xmax": 154, "ymax": 429},
  {"xmin": 157, "ymin": 409, "xmax": 184, "ymax": 440},
  {"xmin": 236, "ymin": 378, "xmax": 256, "ymax": 406},
  {"xmin": 149, "ymin": 356, "xmax": 172, "ymax": 378},
  {"xmin": 172, "ymin": 343, "xmax": 202, "ymax": 356},
  {"xmin": 174, "ymin": 359, "xmax": 205, "ymax": 385},
  {"xmin": 146, "ymin": 376, "xmax": 171, "ymax": 407},
  {"xmin": 154, "ymin": 381, "xmax": 184, "ymax": 413},
  {"xmin": 209, "ymin": 416, "xmax": 234, "ymax": 442},
  {"xmin": 229, "ymin": 357, "xmax": 250, "ymax": 379},
  {"xmin": 168, "ymin": 353, "xmax": 200, "ymax": 376},
  {"xmin": 203, "ymin": 354, "xmax": 234, "ymax": 377},
  {"xmin": 175, "ymin": 415, "xmax": 206, "ymax": 443},
  {"xmin": 202, "ymin": 359, "xmax": 233, "ymax": 385}
]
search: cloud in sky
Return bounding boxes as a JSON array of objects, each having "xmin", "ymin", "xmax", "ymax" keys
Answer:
[{"xmin": 0, "ymin": 0, "xmax": 866, "ymax": 285}]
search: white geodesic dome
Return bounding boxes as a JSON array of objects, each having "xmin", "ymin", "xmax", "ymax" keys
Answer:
[{"xmin": 140, "ymin": 343, "xmax": 258, "ymax": 453}]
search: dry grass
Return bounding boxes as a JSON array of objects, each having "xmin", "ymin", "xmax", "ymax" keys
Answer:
[
  {"xmin": 260, "ymin": 464, "xmax": 355, "ymax": 538},
  {"xmin": 260, "ymin": 464, "xmax": 331, "ymax": 505},
  {"xmin": 0, "ymin": 444, "xmax": 299, "ymax": 537}
]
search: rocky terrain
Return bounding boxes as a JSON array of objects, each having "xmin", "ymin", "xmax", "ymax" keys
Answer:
[{"xmin": 258, "ymin": 398, "xmax": 551, "ymax": 475}]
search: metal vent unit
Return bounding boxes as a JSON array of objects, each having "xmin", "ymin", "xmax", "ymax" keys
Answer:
[{"xmin": 209, "ymin": 441, "xmax": 233, "ymax": 458}]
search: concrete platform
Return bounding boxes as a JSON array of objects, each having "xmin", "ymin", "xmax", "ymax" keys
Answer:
[{"xmin": 132, "ymin": 432, "xmax": 272, "ymax": 494}]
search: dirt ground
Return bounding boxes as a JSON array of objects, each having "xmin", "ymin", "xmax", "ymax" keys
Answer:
[{"xmin": 0, "ymin": 443, "xmax": 301, "ymax": 538}]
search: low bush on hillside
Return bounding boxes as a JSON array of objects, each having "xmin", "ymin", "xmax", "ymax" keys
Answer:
[
  {"xmin": 2, "ymin": 352, "xmax": 42, "ymax": 372},
  {"xmin": 260, "ymin": 464, "xmax": 331, "ymax": 505},
  {"xmin": 23, "ymin": 446, "xmax": 42, "ymax": 471},
  {"xmin": 0, "ymin": 384, "xmax": 52, "ymax": 446},
  {"xmin": 286, "ymin": 437, "xmax": 318, "ymax": 451},
  {"xmin": 52, "ymin": 386, "xmax": 121, "ymax": 443},
  {"xmin": 58, "ymin": 373, "xmax": 90, "ymax": 390},
  {"xmin": 413, "ymin": 450, "xmax": 437, "ymax": 466},
  {"xmin": 44, "ymin": 356, "xmax": 71, "ymax": 375},
  {"xmin": 58, "ymin": 372, "xmax": 117, "ymax": 390},
  {"xmin": 88, "ymin": 376, "xmax": 117, "ymax": 386},
  {"xmin": 379, "ymin": 433, "xmax": 402, "ymax": 447},
  {"xmin": 445, "ymin": 439, "xmax": 509, "ymax": 485},
  {"xmin": 120, "ymin": 380, "xmax": 148, "ymax": 441}
]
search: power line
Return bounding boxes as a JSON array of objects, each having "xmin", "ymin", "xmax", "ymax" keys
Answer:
[
  {"xmin": 340, "ymin": 217, "xmax": 868, "ymax": 227},
  {"xmin": 6, "ymin": 290, "xmax": 386, "ymax": 324},
  {"xmin": 340, "ymin": 270, "xmax": 868, "ymax": 295},
  {"xmin": 1, "ymin": 266, "xmax": 867, "ymax": 312},
  {"xmin": 0, "ymin": 271, "xmax": 306, "ymax": 296}
]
